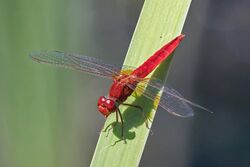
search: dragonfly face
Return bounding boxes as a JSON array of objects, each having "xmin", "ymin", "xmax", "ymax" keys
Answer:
[{"xmin": 97, "ymin": 96, "xmax": 116, "ymax": 117}]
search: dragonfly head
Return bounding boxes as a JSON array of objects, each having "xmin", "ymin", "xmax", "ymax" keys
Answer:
[{"xmin": 97, "ymin": 96, "xmax": 116, "ymax": 117}]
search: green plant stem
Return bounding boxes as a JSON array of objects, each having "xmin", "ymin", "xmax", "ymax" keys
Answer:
[{"xmin": 90, "ymin": 0, "xmax": 191, "ymax": 166}]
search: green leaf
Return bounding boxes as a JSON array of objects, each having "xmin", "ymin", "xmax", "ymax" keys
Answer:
[{"xmin": 90, "ymin": 0, "xmax": 192, "ymax": 166}]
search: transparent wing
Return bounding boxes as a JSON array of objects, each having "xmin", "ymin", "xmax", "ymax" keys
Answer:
[
  {"xmin": 30, "ymin": 51, "xmax": 122, "ymax": 78},
  {"xmin": 127, "ymin": 78, "xmax": 211, "ymax": 117},
  {"xmin": 159, "ymin": 87, "xmax": 194, "ymax": 117},
  {"xmin": 30, "ymin": 51, "xmax": 210, "ymax": 117}
]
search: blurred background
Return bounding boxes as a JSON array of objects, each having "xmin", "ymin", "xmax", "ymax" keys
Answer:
[{"xmin": 0, "ymin": 0, "xmax": 250, "ymax": 166}]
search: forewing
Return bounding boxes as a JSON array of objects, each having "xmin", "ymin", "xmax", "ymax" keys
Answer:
[{"xmin": 30, "ymin": 51, "xmax": 121, "ymax": 78}]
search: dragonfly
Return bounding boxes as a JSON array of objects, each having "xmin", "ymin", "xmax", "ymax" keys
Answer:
[{"xmin": 30, "ymin": 34, "xmax": 210, "ymax": 137}]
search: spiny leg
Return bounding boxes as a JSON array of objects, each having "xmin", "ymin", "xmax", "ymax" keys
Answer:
[
  {"xmin": 104, "ymin": 108, "xmax": 119, "ymax": 137},
  {"xmin": 122, "ymin": 103, "xmax": 150, "ymax": 128},
  {"xmin": 122, "ymin": 103, "xmax": 143, "ymax": 111},
  {"xmin": 114, "ymin": 108, "xmax": 119, "ymax": 125},
  {"xmin": 116, "ymin": 107, "xmax": 124, "ymax": 139},
  {"xmin": 122, "ymin": 103, "xmax": 153, "ymax": 135},
  {"xmin": 101, "ymin": 110, "xmax": 119, "ymax": 137}
]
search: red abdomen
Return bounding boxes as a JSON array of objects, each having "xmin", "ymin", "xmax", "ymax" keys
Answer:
[{"xmin": 132, "ymin": 34, "xmax": 184, "ymax": 78}]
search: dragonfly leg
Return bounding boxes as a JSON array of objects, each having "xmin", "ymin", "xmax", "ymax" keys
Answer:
[
  {"xmin": 116, "ymin": 107, "xmax": 124, "ymax": 139},
  {"xmin": 114, "ymin": 109, "xmax": 119, "ymax": 126},
  {"xmin": 122, "ymin": 103, "xmax": 153, "ymax": 135},
  {"xmin": 101, "ymin": 110, "xmax": 122, "ymax": 137},
  {"xmin": 101, "ymin": 109, "xmax": 121, "ymax": 137},
  {"xmin": 122, "ymin": 103, "xmax": 143, "ymax": 111}
]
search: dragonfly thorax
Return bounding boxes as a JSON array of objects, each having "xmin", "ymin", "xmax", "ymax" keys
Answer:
[{"xmin": 97, "ymin": 96, "xmax": 116, "ymax": 117}]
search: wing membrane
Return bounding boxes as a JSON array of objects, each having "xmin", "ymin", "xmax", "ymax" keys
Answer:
[
  {"xmin": 30, "ymin": 51, "xmax": 210, "ymax": 117},
  {"xmin": 127, "ymin": 79, "xmax": 210, "ymax": 117},
  {"xmin": 30, "ymin": 51, "xmax": 121, "ymax": 78}
]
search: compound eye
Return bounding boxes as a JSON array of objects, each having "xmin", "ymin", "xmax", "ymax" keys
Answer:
[
  {"xmin": 106, "ymin": 99, "xmax": 111, "ymax": 104},
  {"xmin": 105, "ymin": 99, "xmax": 116, "ymax": 110},
  {"xmin": 97, "ymin": 96, "xmax": 106, "ymax": 106}
]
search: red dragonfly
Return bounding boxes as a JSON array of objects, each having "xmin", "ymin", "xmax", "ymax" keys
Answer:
[{"xmin": 30, "ymin": 34, "xmax": 210, "ymax": 137}]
